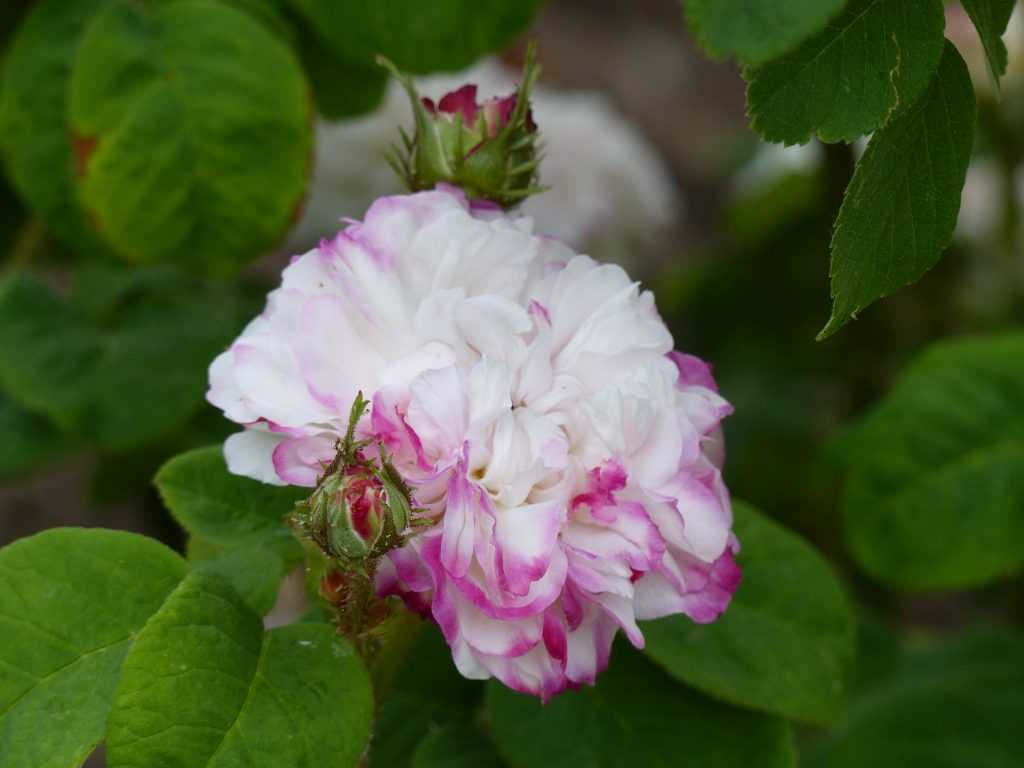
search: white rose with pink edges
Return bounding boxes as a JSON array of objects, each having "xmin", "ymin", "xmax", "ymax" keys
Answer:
[{"xmin": 208, "ymin": 185, "xmax": 738, "ymax": 699}]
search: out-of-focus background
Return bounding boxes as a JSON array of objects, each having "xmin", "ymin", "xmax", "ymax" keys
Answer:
[
  {"xmin": 1, "ymin": 0, "xmax": 757, "ymax": 550},
  {"xmin": 5, "ymin": 0, "xmax": 1022, "ymax": 578},
  {"xmin": 3, "ymin": 0, "xmax": 1024, "ymax": 763}
]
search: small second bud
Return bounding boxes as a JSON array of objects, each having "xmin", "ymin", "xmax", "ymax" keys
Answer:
[{"xmin": 379, "ymin": 44, "xmax": 544, "ymax": 209}]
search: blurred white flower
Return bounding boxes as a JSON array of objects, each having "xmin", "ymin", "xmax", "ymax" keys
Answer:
[
  {"xmin": 731, "ymin": 142, "xmax": 822, "ymax": 196},
  {"xmin": 287, "ymin": 59, "xmax": 681, "ymax": 260},
  {"xmin": 957, "ymin": 158, "xmax": 1003, "ymax": 244},
  {"xmin": 946, "ymin": 4, "xmax": 1024, "ymax": 96}
]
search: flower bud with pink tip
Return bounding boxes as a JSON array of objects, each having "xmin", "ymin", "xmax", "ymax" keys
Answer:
[{"xmin": 379, "ymin": 45, "xmax": 542, "ymax": 208}]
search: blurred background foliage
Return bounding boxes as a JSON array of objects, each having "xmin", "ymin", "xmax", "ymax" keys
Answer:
[{"xmin": 2, "ymin": 0, "xmax": 1024, "ymax": 766}]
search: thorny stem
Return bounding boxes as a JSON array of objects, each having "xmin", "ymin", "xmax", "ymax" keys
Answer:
[{"xmin": 331, "ymin": 564, "xmax": 382, "ymax": 659}]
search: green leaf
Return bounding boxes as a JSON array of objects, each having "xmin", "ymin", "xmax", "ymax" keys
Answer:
[
  {"xmin": 106, "ymin": 572, "xmax": 374, "ymax": 768},
  {"xmin": 296, "ymin": 24, "xmax": 389, "ymax": 119},
  {"xmin": 683, "ymin": 0, "xmax": 846, "ymax": 67},
  {"xmin": 221, "ymin": 0, "xmax": 298, "ymax": 42},
  {"xmin": 0, "ymin": 0, "xmax": 114, "ymax": 257},
  {"xmin": 191, "ymin": 541, "xmax": 295, "ymax": 615},
  {"xmin": 286, "ymin": 0, "xmax": 542, "ymax": 74},
  {"xmin": 839, "ymin": 333, "xmax": 1024, "ymax": 589},
  {"xmin": 819, "ymin": 42, "xmax": 976, "ymax": 339},
  {"xmin": 413, "ymin": 722, "xmax": 506, "ymax": 768},
  {"xmin": 0, "ymin": 0, "xmax": 33, "ymax": 50},
  {"xmin": 485, "ymin": 644, "xmax": 796, "ymax": 768},
  {"xmin": 0, "ymin": 528, "xmax": 186, "ymax": 768},
  {"xmin": 642, "ymin": 501, "xmax": 855, "ymax": 724},
  {"xmin": 806, "ymin": 629, "xmax": 1024, "ymax": 768},
  {"xmin": 962, "ymin": 0, "xmax": 1018, "ymax": 88},
  {"xmin": 0, "ymin": 270, "xmax": 250, "ymax": 451},
  {"xmin": 373, "ymin": 628, "xmax": 484, "ymax": 768},
  {"xmin": 0, "ymin": 391, "xmax": 70, "ymax": 480},
  {"xmin": 156, "ymin": 445, "xmax": 306, "ymax": 550},
  {"xmin": 70, "ymin": 0, "xmax": 311, "ymax": 274},
  {"xmin": 0, "ymin": 176, "xmax": 27, "ymax": 258},
  {"xmin": 0, "ymin": 273, "xmax": 96, "ymax": 427},
  {"xmin": 157, "ymin": 445, "xmax": 308, "ymax": 614},
  {"xmin": 745, "ymin": 0, "xmax": 946, "ymax": 145}
]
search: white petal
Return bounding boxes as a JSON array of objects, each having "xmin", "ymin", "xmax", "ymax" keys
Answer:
[{"xmin": 224, "ymin": 430, "xmax": 286, "ymax": 485}]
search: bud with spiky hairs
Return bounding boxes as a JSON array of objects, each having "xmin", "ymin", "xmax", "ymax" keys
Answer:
[
  {"xmin": 378, "ymin": 43, "xmax": 545, "ymax": 209},
  {"xmin": 289, "ymin": 393, "xmax": 416, "ymax": 566}
]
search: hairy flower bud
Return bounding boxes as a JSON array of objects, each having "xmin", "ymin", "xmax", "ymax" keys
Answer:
[
  {"xmin": 310, "ymin": 465, "xmax": 388, "ymax": 560},
  {"xmin": 288, "ymin": 394, "xmax": 416, "ymax": 567},
  {"xmin": 379, "ymin": 45, "xmax": 543, "ymax": 208}
]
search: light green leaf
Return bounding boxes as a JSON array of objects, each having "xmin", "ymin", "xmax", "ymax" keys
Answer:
[
  {"xmin": 0, "ymin": 391, "xmax": 70, "ymax": 480},
  {"xmin": 0, "ymin": 271, "xmax": 250, "ymax": 451},
  {"xmin": 683, "ymin": 0, "xmax": 846, "ymax": 67},
  {"xmin": 106, "ymin": 572, "xmax": 373, "ymax": 768},
  {"xmin": 840, "ymin": 333, "xmax": 1024, "ymax": 589},
  {"xmin": 413, "ymin": 722, "xmax": 505, "ymax": 768},
  {"xmin": 157, "ymin": 445, "xmax": 308, "ymax": 614},
  {"xmin": 70, "ymin": 0, "xmax": 311, "ymax": 274},
  {"xmin": 962, "ymin": 0, "xmax": 1018, "ymax": 88},
  {"xmin": 191, "ymin": 541, "xmax": 294, "ymax": 616},
  {"xmin": 0, "ymin": 528, "xmax": 186, "ymax": 768},
  {"xmin": 485, "ymin": 644, "xmax": 796, "ymax": 768},
  {"xmin": 746, "ymin": 0, "xmax": 946, "ymax": 145},
  {"xmin": 156, "ymin": 445, "xmax": 306, "ymax": 551},
  {"xmin": 806, "ymin": 629, "xmax": 1024, "ymax": 768},
  {"xmin": 643, "ymin": 501, "xmax": 855, "ymax": 724},
  {"xmin": 819, "ymin": 42, "xmax": 976, "ymax": 339},
  {"xmin": 0, "ymin": 0, "xmax": 113, "ymax": 257},
  {"xmin": 285, "ymin": 0, "xmax": 542, "ymax": 74}
]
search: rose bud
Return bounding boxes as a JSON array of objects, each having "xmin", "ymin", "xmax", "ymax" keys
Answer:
[
  {"xmin": 378, "ymin": 44, "xmax": 543, "ymax": 208},
  {"xmin": 306, "ymin": 465, "xmax": 389, "ymax": 561}
]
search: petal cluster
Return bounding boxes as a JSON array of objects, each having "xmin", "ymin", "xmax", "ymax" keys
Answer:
[{"xmin": 209, "ymin": 187, "xmax": 738, "ymax": 698}]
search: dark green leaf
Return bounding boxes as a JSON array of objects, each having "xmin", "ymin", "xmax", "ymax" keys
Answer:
[
  {"xmin": 297, "ymin": 24, "xmax": 389, "ymax": 119},
  {"xmin": 286, "ymin": 0, "xmax": 542, "ymax": 74},
  {"xmin": 962, "ymin": 0, "xmax": 1018, "ymax": 88},
  {"xmin": 0, "ymin": 0, "xmax": 114, "ymax": 257},
  {"xmin": 746, "ymin": 0, "xmax": 946, "ymax": 145},
  {"xmin": 70, "ymin": 0, "xmax": 311, "ymax": 274},
  {"xmin": 0, "ymin": 176, "xmax": 27, "ymax": 258},
  {"xmin": 819, "ymin": 42, "xmax": 976, "ymax": 339},
  {"xmin": 485, "ymin": 644, "xmax": 796, "ymax": 768},
  {"xmin": 106, "ymin": 572, "xmax": 373, "ymax": 768},
  {"xmin": 221, "ymin": 0, "xmax": 298, "ymax": 42},
  {"xmin": 643, "ymin": 501, "xmax": 855, "ymax": 723},
  {"xmin": 413, "ymin": 722, "xmax": 505, "ymax": 768},
  {"xmin": 0, "ymin": 529, "xmax": 186, "ymax": 768},
  {"xmin": 0, "ymin": 273, "xmax": 105, "ymax": 430},
  {"xmin": 0, "ymin": 391, "xmax": 70, "ymax": 480},
  {"xmin": 0, "ymin": 270, "xmax": 250, "ymax": 451},
  {"xmin": 683, "ymin": 0, "xmax": 845, "ymax": 67},
  {"xmin": 373, "ymin": 627, "xmax": 484, "ymax": 768},
  {"xmin": 840, "ymin": 333, "xmax": 1024, "ymax": 589},
  {"xmin": 806, "ymin": 629, "xmax": 1024, "ymax": 768},
  {"xmin": 0, "ymin": 0, "xmax": 33, "ymax": 49}
]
